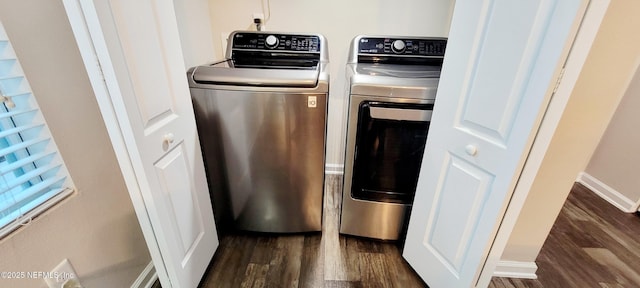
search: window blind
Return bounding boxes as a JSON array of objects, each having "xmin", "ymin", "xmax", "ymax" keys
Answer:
[{"xmin": 0, "ymin": 22, "xmax": 73, "ymax": 238}]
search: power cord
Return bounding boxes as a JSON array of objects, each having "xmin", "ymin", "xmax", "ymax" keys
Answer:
[{"xmin": 262, "ymin": 0, "xmax": 271, "ymax": 24}]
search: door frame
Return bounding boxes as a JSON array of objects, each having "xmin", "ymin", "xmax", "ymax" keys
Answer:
[
  {"xmin": 63, "ymin": 0, "xmax": 168, "ymax": 285},
  {"xmin": 475, "ymin": 0, "xmax": 610, "ymax": 286}
]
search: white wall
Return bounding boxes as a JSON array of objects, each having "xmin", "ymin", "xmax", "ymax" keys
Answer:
[
  {"xmin": 583, "ymin": 65, "xmax": 640, "ymax": 204},
  {"xmin": 0, "ymin": 1, "xmax": 151, "ymax": 287},
  {"xmin": 208, "ymin": 0, "xmax": 455, "ymax": 168}
]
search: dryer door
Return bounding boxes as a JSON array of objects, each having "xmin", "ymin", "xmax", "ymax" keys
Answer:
[{"xmin": 351, "ymin": 101, "xmax": 433, "ymax": 204}]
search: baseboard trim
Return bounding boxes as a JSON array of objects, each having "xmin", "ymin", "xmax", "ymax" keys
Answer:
[
  {"xmin": 577, "ymin": 172, "xmax": 637, "ymax": 213},
  {"xmin": 130, "ymin": 261, "xmax": 157, "ymax": 288},
  {"xmin": 493, "ymin": 261, "xmax": 538, "ymax": 279},
  {"xmin": 325, "ymin": 163, "xmax": 344, "ymax": 175}
]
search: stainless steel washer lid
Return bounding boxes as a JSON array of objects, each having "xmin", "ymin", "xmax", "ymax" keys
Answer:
[
  {"xmin": 188, "ymin": 31, "xmax": 329, "ymax": 91},
  {"xmin": 348, "ymin": 63, "xmax": 440, "ymax": 100},
  {"xmin": 191, "ymin": 60, "xmax": 320, "ymax": 88},
  {"xmin": 187, "ymin": 62, "xmax": 329, "ymax": 93}
]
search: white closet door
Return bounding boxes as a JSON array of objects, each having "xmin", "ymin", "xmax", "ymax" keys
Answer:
[
  {"xmin": 403, "ymin": 0, "xmax": 586, "ymax": 287},
  {"xmin": 64, "ymin": 0, "xmax": 218, "ymax": 287}
]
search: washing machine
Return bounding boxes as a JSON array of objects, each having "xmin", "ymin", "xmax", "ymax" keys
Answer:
[
  {"xmin": 188, "ymin": 31, "xmax": 329, "ymax": 233},
  {"xmin": 340, "ymin": 35, "xmax": 447, "ymax": 240}
]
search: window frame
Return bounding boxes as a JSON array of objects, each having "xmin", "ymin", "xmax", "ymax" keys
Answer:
[{"xmin": 0, "ymin": 21, "xmax": 74, "ymax": 239}]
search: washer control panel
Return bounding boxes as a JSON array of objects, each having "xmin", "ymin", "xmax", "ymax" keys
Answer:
[
  {"xmin": 232, "ymin": 32, "xmax": 321, "ymax": 52},
  {"xmin": 358, "ymin": 37, "xmax": 446, "ymax": 56}
]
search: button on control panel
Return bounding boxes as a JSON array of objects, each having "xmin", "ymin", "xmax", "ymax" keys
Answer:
[
  {"xmin": 265, "ymin": 35, "xmax": 279, "ymax": 48},
  {"xmin": 391, "ymin": 40, "xmax": 406, "ymax": 54},
  {"xmin": 233, "ymin": 32, "xmax": 321, "ymax": 52},
  {"xmin": 358, "ymin": 37, "xmax": 446, "ymax": 56}
]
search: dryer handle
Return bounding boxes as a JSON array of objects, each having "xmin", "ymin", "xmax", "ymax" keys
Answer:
[{"xmin": 369, "ymin": 106, "xmax": 432, "ymax": 122}]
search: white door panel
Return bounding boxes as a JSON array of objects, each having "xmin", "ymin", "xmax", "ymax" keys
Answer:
[
  {"xmin": 110, "ymin": 0, "xmax": 177, "ymax": 127},
  {"xmin": 403, "ymin": 0, "xmax": 586, "ymax": 287},
  {"xmin": 425, "ymin": 154, "xmax": 494, "ymax": 275},
  {"xmin": 109, "ymin": 0, "xmax": 190, "ymax": 159},
  {"xmin": 154, "ymin": 143, "xmax": 204, "ymax": 255},
  {"xmin": 64, "ymin": 0, "xmax": 218, "ymax": 287}
]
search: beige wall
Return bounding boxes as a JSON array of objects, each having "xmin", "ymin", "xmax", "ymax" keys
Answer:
[
  {"xmin": 585, "ymin": 66, "xmax": 640, "ymax": 201},
  {"xmin": 208, "ymin": 0, "xmax": 456, "ymax": 168},
  {"xmin": 0, "ymin": 1, "xmax": 151, "ymax": 287},
  {"xmin": 174, "ymin": 0, "xmax": 216, "ymax": 69},
  {"xmin": 501, "ymin": 0, "xmax": 640, "ymax": 262}
]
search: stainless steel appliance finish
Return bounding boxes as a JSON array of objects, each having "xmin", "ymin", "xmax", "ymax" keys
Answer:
[
  {"xmin": 189, "ymin": 31, "xmax": 329, "ymax": 233},
  {"xmin": 340, "ymin": 35, "xmax": 446, "ymax": 240}
]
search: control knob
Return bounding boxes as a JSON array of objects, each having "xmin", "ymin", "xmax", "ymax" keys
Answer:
[
  {"xmin": 265, "ymin": 35, "xmax": 279, "ymax": 49},
  {"xmin": 391, "ymin": 40, "xmax": 406, "ymax": 54}
]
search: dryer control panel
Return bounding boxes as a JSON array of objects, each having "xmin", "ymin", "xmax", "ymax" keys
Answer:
[
  {"xmin": 357, "ymin": 37, "xmax": 447, "ymax": 57},
  {"xmin": 232, "ymin": 32, "xmax": 321, "ymax": 53}
]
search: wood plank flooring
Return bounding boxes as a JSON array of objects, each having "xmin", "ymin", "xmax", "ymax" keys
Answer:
[
  {"xmin": 190, "ymin": 178, "xmax": 640, "ymax": 287},
  {"xmin": 489, "ymin": 183, "xmax": 640, "ymax": 288},
  {"xmin": 198, "ymin": 175, "xmax": 425, "ymax": 288}
]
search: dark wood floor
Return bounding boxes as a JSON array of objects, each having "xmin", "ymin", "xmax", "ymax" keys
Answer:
[
  {"xmin": 490, "ymin": 183, "xmax": 640, "ymax": 288},
  {"xmin": 198, "ymin": 175, "xmax": 426, "ymax": 288},
  {"xmin": 190, "ymin": 177, "xmax": 640, "ymax": 287}
]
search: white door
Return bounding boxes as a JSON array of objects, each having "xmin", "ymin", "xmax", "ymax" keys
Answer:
[
  {"xmin": 403, "ymin": 0, "xmax": 586, "ymax": 287},
  {"xmin": 63, "ymin": 0, "xmax": 218, "ymax": 287}
]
